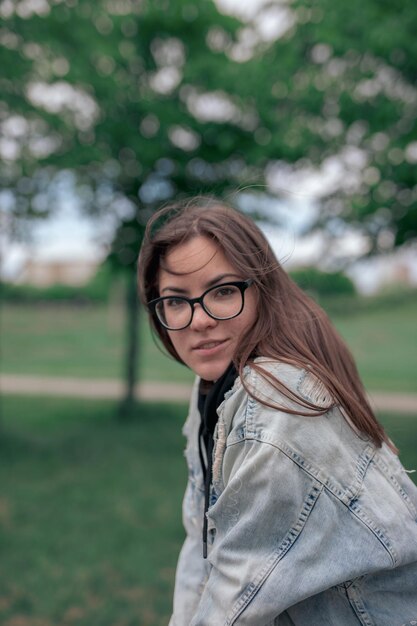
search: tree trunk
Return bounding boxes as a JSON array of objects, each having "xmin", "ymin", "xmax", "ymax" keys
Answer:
[{"xmin": 118, "ymin": 268, "xmax": 139, "ymax": 418}]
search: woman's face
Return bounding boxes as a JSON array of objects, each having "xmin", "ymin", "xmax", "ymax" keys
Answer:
[{"xmin": 158, "ymin": 236, "xmax": 257, "ymax": 381}]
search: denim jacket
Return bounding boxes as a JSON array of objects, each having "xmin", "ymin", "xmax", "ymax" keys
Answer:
[{"xmin": 169, "ymin": 359, "xmax": 417, "ymax": 626}]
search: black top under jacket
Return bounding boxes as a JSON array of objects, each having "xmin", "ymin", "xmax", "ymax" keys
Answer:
[{"xmin": 197, "ymin": 363, "xmax": 238, "ymax": 558}]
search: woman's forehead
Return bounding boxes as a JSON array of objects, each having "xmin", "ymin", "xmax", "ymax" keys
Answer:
[{"xmin": 159, "ymin": 236, "xmax": 236, "ymax": 280}]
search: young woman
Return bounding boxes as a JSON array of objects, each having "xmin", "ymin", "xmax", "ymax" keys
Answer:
[{"xmin": 138, "ymin": 199, "xmax": 417, "ymax": 626}]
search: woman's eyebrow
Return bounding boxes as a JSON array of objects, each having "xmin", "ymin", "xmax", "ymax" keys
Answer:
[
  {"xmin": 160, "ymin": 273, "xmax": 241, "ymax": 295},
  {"xmin": 160, "ymin": 286, "xmax": 188, "ymax": 295},
  {"xmin": 205, "ymin": 273, "xmax": 241, "ymax": 288}
]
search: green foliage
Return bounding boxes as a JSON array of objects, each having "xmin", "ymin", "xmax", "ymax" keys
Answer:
[
  {"xmin": 82, "ymin": 261, "xmax": 114, "ymax": 300},
  {"xmin": 290, "ymin": 267, "xmax": 356, "ymax": 296},
  {"xmin": 0, "ymin": 280, "xmax": 89, "ymax": 303},
  {"xmin": 321, "ymin": 285, "xmax": 417, "ymax": 316},
  {"xmin": 279, "ymin": 0, "xmax": 417, "ymax": 249},
  {"xmin": 1, "ymin": 0, "xmax": 261, "ymax": 271},
  {"xmin": 239, "ymin": 0, "xmax": 417, "ymax": 248},
  {"xmin": 1, "ymin": 0, "xmax": 415, "ymax": 257}
]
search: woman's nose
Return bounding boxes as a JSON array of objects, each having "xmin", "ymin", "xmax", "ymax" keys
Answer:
[{"xmin": 190, "ymin": 304, "xmax": 217, "ymax": 330}]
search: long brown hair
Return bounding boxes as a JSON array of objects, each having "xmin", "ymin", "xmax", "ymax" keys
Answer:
[{"xmin": 138, "ymin": 197, "xmax": 390, "ymax": 448}]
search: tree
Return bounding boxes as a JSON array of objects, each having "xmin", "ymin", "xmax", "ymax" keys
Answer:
[
  {"xmin": 242, "ymin": 0, "xmax": 417, "ymax": 253},
  {"xmin": 1, "ymin": 0, "xmax": 416, "ymax": 409},
  {"xmin": 0, "ymin": 0, "xmax": 272, "ymax": 413}
]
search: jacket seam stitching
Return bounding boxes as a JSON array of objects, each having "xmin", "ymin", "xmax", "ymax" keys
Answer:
[
  {"xmin": 225, "ymin": 482, "xmax": 323, "ymax": 625},
  {"xmin": 373, "ymin": 455, "xmax": 417, "ymax": 518},
  {"xmin": 224, "ymin": 436, "xmax": 397, "ymax": 566}
]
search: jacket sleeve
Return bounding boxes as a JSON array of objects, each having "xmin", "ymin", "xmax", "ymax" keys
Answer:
[
  {"xmin": 169, "ymin": 379, "xmax": 211, "ymax": 626},
  {"xmin": 188, "ymin": 436, "xmax": 393, "ymax": 626},
  {"xmin": 169, "ymin": 483, "xmax": 210, "ymax": 626}
]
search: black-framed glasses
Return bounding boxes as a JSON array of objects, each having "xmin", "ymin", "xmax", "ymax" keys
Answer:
[{"xmin": 148, "ymin": 279, "xmax": 253, "ymax": 330}]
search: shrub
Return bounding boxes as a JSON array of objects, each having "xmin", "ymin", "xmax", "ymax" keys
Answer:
[
  {"xmin": 289, "ymin": 267, "xmax": 356, "ymax": 297},
  {"xmin": 0, "ymin": 262, "xmax": 115, "ymax": 304}
]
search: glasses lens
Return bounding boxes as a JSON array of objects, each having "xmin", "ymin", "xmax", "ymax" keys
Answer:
[
  {"xmin": 203, "ymin": 284, "xmax": 243, "ymax": 320},
  {"xmin": 156, "ymin": 298, "xmax": 192, "ymax": 330}
]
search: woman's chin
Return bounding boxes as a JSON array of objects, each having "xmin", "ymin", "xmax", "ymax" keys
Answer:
[{"xmin": 191, "ymin": 358, "xmax": 232, "ymax": 382}]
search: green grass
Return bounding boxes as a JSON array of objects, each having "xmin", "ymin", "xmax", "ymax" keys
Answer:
[
  {"xmin": 331, "ymin": 296, "xmax": 417, "ymax": 393},
  {"xmin": 0, "ymin": 395, "xmax": 188, "ymax": 626},
  {"xmin": 1, "ymin": 293, "xmax": 417, "ymax": 391},
  {"xmin": 0, "ymin": 395, "xmax": 416, "ymax": 625},
  {"xmin": 0, "ymin": 302, "xmax": 193, "ymax": 384}
]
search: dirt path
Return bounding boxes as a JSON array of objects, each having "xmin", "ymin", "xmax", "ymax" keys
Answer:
[
  {"xmin": 1, "ymin": 374, "xmax": 417, "ymax": 414},
  {"xmin": 0, "ymin": 374, "xmax": 193, "ymax": 402}
]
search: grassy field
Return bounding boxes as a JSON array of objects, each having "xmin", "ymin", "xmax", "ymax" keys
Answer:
[
  {"xmin": 0, "ymin": 396, "xmax": 188, "ymax": 626},
  {"xmin": 0, "ymin": 395, "xmax": 416, "ymax": 626},
  {"xmin": 1, "ymin": 293, "xmax": 417, "ymax": 392},
  {"xmin": 1, "ymin": 291, "xmax": 416, "ymax": 624},
  {"xmin": 332, "ymin": 296, "xmax": 417, "ymax": 393},
  {"xmin": 0, "ymin": 302, "xmax": 193, "ymax": 385}
]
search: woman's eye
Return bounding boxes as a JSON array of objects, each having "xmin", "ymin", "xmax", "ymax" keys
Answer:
[
  {"xmin": 166, "ymin": 298, "xmax": 185, "ymax": 308},
  {"xmin": 215, "ymin": 287, "xmax": 234, "ymax": 297}
]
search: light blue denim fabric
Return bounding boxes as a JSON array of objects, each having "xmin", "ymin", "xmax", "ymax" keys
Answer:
[{"xmin": 169, "ymin": 360, "xmax": 417, "ymax": 626}]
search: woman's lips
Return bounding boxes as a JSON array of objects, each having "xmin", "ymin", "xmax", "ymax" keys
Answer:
[{"xmin": 192, "ymin": 339, "xmax": 228, "ymax": 354}]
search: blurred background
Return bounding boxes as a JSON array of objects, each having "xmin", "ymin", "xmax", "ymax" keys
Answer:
[{"xmin": 1, "ymin": 0, "xmax": 416, "ymax": 624}]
